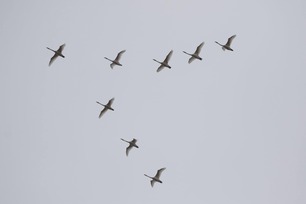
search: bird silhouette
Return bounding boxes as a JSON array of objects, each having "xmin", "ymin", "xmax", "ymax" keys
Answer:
[
  {"xmin": 96, "ymin": 98, "xmax": 115, "ymax": 118},
  {"xmin": 120, "ymin": 138, "xmax": 139, "ymax": 156},
  {"xmin": 104, "ymin": 50, "xmax": 126, "ymax": 68},
  {"xmin": 144, "ymin": 168, "xmax": 166, "ymax": 187},
  {"xmin": 153, "ymin": 50, "xmax": 173, "ymax": 72},
  {"xmin": 215, "ymin": 35, "xmax": 236, "ymax": 51},
  {"xmin": 47, "ymin": 44, "xmax": 65, "ymax": 66},
  {"xmin": 183, "ymin": 42, "xmax": 204, "ymax": 63}
]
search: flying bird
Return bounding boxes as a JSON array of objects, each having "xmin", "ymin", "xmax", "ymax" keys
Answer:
[
  {"xmin": 215, "ymin": 35, "xmax": 236, "ymax": 51},
  {"xmin": 104, "ymin": 50, "xmax": 126, "ymax": 68},
  {"xmin": 120, "ymin": 138, "xmax": 139, "ymax": 156},
  {"xmin": 96, "ymin": 98, "xmax": 115, "ymax": 118},
  {"xmin": 183, "ymin": 42, "xmax": 204, "ymax": 63},
  {"xmin": 47, "ymin": 44, "xmax": 65, "ymax": 66},
  {"xmin": 144, "ymin": 168, "xmax": 166, "ymax": 187},
  {"xmin": 153, "ymin": 50, "xmax": 173, "ymax": 72}
]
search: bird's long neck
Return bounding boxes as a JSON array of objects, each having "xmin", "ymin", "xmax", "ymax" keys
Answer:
[
  {"xmin": 96, "ymin": 101, "xmax": 105, "ymax": 107},
  {"xmin": 47, "ymin": 47, "xmax": 56, "ymax": 52},
  {"xmin": 144, "ymin": 174, "xmax": 153, "ymax": 179},
  {"xmin": 121, "ymin": 138, "xmax": 129, "ymax": 143},
  {"xmin": 104, "ymin": 57, "xmax": 113, "ymax": 62},
  {"xmin": 153, "ymin": 59, "xmax": 161, "ymax": 64},
  {"xmin": 183, "ymin": 51, "xmax": 191, "ymax": 56},
  {"xmin": 215, "ymin": 41, "xmax": 223, "ymax": 47}
]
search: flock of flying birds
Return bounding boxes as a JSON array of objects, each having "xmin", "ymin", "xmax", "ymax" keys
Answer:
[{"xmin": 46, "ymin": 34, "xmax": 237, "ymax": 187}]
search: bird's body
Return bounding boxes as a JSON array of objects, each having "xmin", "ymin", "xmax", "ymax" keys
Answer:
[
  {"xmin": 153, "ymin": 50, "xmax": 173, "ymax": 72},
  {"xmin": 104, "ymin": 50, "xmax": 126, "ymax": 68},
  {"xmin": 120, "ymin": 138, "xmax": 138, "ymax": 156},
  {"xmin": 144, "ymin": 168, "xmax": 166, "ymax": 187},
  {"xmin": 96, "ymin": 98, "xmax": 115, "ymax": 118},
  {"xmin": 47, "ymin": 44, "xmax": 65, "ymax": 66},
  {"xmin": 183, "ymin": 42, "xmax": 204, "ymax": 63},
  {"xmin": 215, "ymin": 35, "xmax": 236, "ymax": 51}
]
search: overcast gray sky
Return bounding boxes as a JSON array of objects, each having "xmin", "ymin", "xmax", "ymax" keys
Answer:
[{"xmin": 1, "ymin": 0, "xmax": 306, "ymax": 204}]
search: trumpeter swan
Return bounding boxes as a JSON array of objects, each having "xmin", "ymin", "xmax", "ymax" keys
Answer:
[
  {"xmin": 104, "ymin": 50, "xmax": 126, "ymax": 68},
  {"xmin": 47, "ymin": 44, "xmax": 65, "ymax": 66},
  {"xmin": 183, "ymin": 42, "xmax": 204, "ymax": 63},
  {"xmin": 96, "ymin": 98, "xmax": 114, "ymax": 118},
  {"xmin": 120, "ymin": 138, "xmax": 138, "ymax": 156},
  {"xmin": 153, "ymin": 50, "xmax": 173, "ymax": 72},
  {"xmin": 215, "ymin": 35, "xmax": 236, "ymax": 51},
  {"xmin": 144, "ymin": 168, "xmax": 166, "ymax": 187}
]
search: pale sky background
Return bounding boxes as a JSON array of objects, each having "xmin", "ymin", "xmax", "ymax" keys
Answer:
[{"xmin": 0, "ymin": 0, "xmax": 306, "ymax": 204}]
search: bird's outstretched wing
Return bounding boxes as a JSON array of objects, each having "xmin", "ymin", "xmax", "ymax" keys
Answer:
[
  {"xmin": 106, "ymin": 98, "xmax": 115, "ymax": 106},
  {"xmin": 188, "ymin": 56, "xmax": 196, "ymax": 64},
  {"xmin": 163, "ymin": 50, "xmax": 173, "ymax": 63},
  {"xmin": 155, "ymin": 168, "xmax": 166, "ymax": 179},
  {"xmin": 157, "ymin": 64, "xmax": 165, "ymax": 72},
  {"xmin": 57, "ymin": 44, "xmax": 66, "ymax": 53},
  {"xmin": 99, "ymin": 107, "xmax": 108, "ymax": 118},
  {"xmin": 150, "ymin": 180, "xmax": 156, "ymax": 187},
  {"xmin": 131, "ymin": 138, "xmax": 137, "ymax": 143},
  {"xmin": 226, "ymin": 35, "xmax": 236, "ymax": 47},
  {"xmin": 49, "ymin": 53, "xmax": 58, "ymax": 66},
  {"xmin": 126, "ymin": 144, "xmax": 133, "ymax": 156},
  {"xmin": 194, "ymin": 42, "xmax": 204, "ymax": 55},
  {"xmin": 110, "ymin": 63, "xmax": 115, "ymax": 69},
  {"xmin": 115, "ymin": 50, "xmax": 126, "ymax": 61}
]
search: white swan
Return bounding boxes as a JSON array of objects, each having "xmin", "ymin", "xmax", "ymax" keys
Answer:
[
  {"xmin": 104, "ymin": 50, "xmax": 126, "ymax": 68},
  {"xmin": 215, "ymin": 35, "xmax": 236, "ymax": 51},
  {"xmin": 47, "ymin": 44, "xmax": 65, "ymax": 66},
  {"xmin": 144, "ymin": 168, "xmax": 166, "ymax": 187},
  {"xmin": 96, "ymin": 98, "xmax": 114, "ymax": 118},
  {"xmin": 183, "ymin": 42, "xmax": 204, "ymax": 63},
  {"xmin": 153, "ymin": 50, "xmax": 173, "ymax": 72},
  {"xmin": 120, "ymin": 138, "xmax": 138, "ymax": 156}
]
